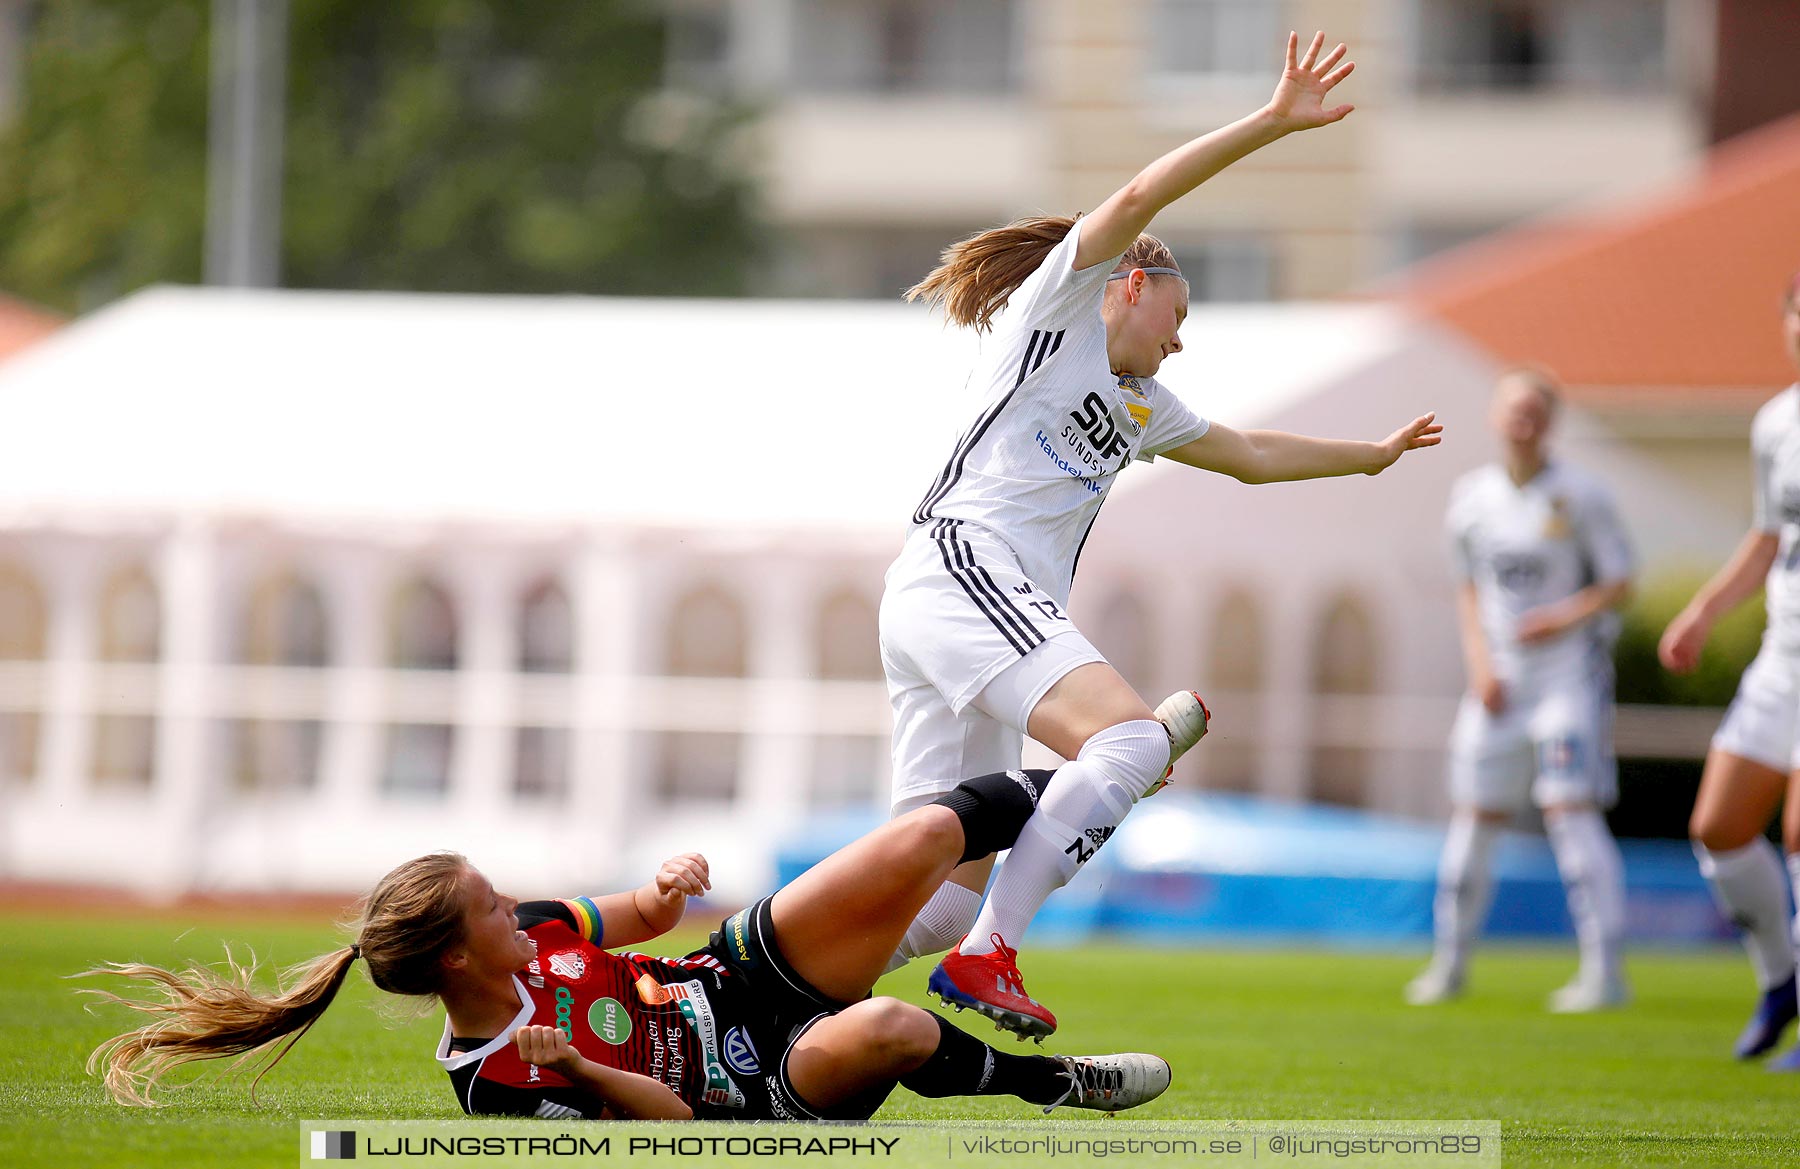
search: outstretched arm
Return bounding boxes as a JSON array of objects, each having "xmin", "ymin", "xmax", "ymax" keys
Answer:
[
  {"xmin": 1659, "ymin": 530, "xmax": 1779, "ymax": 673},
  {"xmin": 1162, "ymin": 414, "xmax": 1441, "ymax": 484},
  {"xmin": 589, "ymin": 853, "xmax": 711, "ymax": 950},
  {"xmin": 1076, "ymin": 32, "xmax": 1356, "ymax": 270}
]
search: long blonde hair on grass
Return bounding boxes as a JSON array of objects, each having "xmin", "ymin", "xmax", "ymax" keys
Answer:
[
  {"xmin": 906, "ymin": 214, "xmax": 1181, "ymax": 332},
  {"xmin": 76, "ymin": 852, "xmax": 471, "ymax": 1107}
]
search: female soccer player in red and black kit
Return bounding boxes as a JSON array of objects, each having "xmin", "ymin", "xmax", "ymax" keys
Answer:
[{"xmin": 82, "ymin": 769, "xmax": 1168, "ymax": 1120}]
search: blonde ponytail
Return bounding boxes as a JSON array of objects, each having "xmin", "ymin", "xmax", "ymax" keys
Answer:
[
  {"xmin": 907, "ymin": 215, "xmax": 1183, "ymax": 332},
  {"xmin": 79, "ymin": 851, "xmax": 471, "ymax": 1106},
  {"xmin": 907, "ymin": 215, "xmax": 1077, "ymax": 332},
  {"xmin": 79, "ymin": 946, "xmax": 358, "ymax": 1107}
]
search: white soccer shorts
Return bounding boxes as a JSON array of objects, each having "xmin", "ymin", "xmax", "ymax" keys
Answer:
[
  {"xmin": 880, "ymin": 519, "xmax": 1104, "ymax": 805},
  {"xmin": 1712, "ymin": 643, "xmax": 1800, "ymax": 773},
  {"xmin": 1448, "ymin": 671, "xmax": 1618, "ymax": 811}
]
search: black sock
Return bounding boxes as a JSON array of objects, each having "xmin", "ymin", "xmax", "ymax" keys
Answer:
[
  {"xmin": 899, "ymin": 1013, "xmax": 1068, "ymax": 1104},
  {"xmin": 931, "ymin": 768, "xmax": 1055, "ymax": 863}
]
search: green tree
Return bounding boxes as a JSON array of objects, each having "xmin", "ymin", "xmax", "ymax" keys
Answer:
[
  {"xmin": 0, "ymin": 0, "xmax": 758, "ymax": 312},
  {"xmin": 1614, "ymin": 570, "xmax": 1765, "ymax": 706}
]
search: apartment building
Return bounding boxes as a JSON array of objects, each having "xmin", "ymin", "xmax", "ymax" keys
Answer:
[{"xmin": 663, "ymin": 0, "xmax": 1715, "ymax": 299}]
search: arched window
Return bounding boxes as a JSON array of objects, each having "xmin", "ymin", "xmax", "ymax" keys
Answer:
[
  {"xmin": 656, "ymin": 582, "xmax": 746, "ymax": 803},
  {"xmin": 666, "ymin": 582, "xmax": 747, "ymax": 678},
  {"xmin": 814, "ymin": 588, "xmax": 879, "ymax": 680},
  {"xmin": 1090, "ymin": 588, "xmax": 1153, "ymax": 691},
  {"xmin": 515, "ymin": 577, "xmax": 573, "ymax": 800},
  {"xmin": 99, "ymin": 563, "xmax": 160, "ymax": 662},
  {"xmin": 389, "ymin": 577, "xmax": 458, "ymax": 670},
  {"xmin": 93, "ymin": 562, "xmax": 159, "ymax": 788},
  {"xmin": 1198, "ymin": 588, "xmax": 1263, "ymax": 793},
  {"xmin": 1308, "ymin": 591, "xmax": 1380, "ymax": 808},
  {"xmin": 811, "ymin": 587, "xmax": 882, "ymax": 806},
  {"xmin": 241, "ymin": 574, "xmax": 329, "ymax": 667},
  {"xmin": 518, "ymin": 578, "xmax": 573, "ymax": 674},
  {"xmin": 232, "ymin": 574, "xmax": 329, "ymax": 791},
  {"xmin": 0, "ymin": 562, "xmax": 47, "ymax": 783},
  {"xmin": 383, "ymin": 575, "xmax": 457, "ymax": 797}
]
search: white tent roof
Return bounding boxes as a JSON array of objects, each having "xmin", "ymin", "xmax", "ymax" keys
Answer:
[{"xmin": 0, "ymin": 285, "xmax": 1413, "ymax": 533}]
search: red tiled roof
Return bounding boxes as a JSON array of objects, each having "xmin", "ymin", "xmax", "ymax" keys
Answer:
[
  {"xmin": 1386, "ymin": 110, "xmax": 1800, "ymax": 396},
  {"xmin": 0, "ymin": 295, "xmax": 62, "ymax": 362}
]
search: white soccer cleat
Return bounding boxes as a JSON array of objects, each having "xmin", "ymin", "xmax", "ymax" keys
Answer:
[
  {"xmin": 1043, "ymin": 1052, "xmax": 1172, "ymax": 1113},
  {"xmin": 1153, "ymin": 690, "xmax": 1211, "ymax": 785},
  {"xmin": 1547, "ymin": 974, "xmax": 1630, "ymax": 1014},
  {"xmin": 1404, "ymin": 962, "xmax": 1465, "ymax": 1006}
]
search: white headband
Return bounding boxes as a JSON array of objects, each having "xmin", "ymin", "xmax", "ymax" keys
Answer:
[{"xmin": 1107, "ymin": 267, "xmax": 1186, "ymax": 282}]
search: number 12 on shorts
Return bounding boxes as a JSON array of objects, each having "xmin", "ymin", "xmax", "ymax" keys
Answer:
[{"xmin": 1010, "ymin": 580, "xmax": 1065, "ymax": 623}]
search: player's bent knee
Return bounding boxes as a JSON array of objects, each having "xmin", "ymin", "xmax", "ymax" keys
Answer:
[
  {"xmin": 1691, "ymin": 814, "xmax": 1761, "ymax": 852},
  {"xmin": 903, "ymin": 806, "xmax": 967, "ymax": 869},
  {"xmin": 1076, "ymin": 718, "xmax": 1171, "ymax": 801},
  {"xmin": 858, "ymin": 998, "xmax": 941, "ymax": 1067}
]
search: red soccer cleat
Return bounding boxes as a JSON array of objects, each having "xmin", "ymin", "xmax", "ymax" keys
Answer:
[{"xmin": 927, "ymin": 934, "xmax": 1057, "ymax": 1041}]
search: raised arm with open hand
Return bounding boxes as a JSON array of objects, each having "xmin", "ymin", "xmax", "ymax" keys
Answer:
[
  {"xmin": 1074, "ymin": 31, "xmax": 1357, "ymax": 269},
  {"xmin": 1267, "ymin": 31, "xmax": 1357, "ymax": 132}
]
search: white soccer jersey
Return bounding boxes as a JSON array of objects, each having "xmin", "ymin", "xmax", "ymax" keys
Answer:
[
  {"xmin": 908, "ymin": 218, "xmax": 1210, "ymax": 605},
  {"xmin": 1446, "ymin": 460, "xmax": 1635, "ymax": 681},
  {"xmin": 1750, "ymin": 386, "xmax": 1800, "ymax": 653}
]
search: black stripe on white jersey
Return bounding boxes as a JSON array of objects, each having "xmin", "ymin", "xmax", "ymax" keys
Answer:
[
  {"xmin": 930, "ymin": 518, "xmax": 1044, "ymax": 655},
  {"xmin": 911, "ymin": 328, "xmax": 1066, "ymax": 525}
]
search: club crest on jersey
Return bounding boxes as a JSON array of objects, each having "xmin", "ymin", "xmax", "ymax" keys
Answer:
[
  {"xmin": 1117, "ymin": 375, "xmax": 1152, "ymax": 431},
  {"xmin": 546, "ymin": 950, "xmax": 587, "ymax": 982},
  {"xmin": 723, "ymin": 1026, "xmax": 761, "ymax": 1076},
  {"xmin": 1543, "ymin": 497, "xmax": 1573, "ymax": 540}
]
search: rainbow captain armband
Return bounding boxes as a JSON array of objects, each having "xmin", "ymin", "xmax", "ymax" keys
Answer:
[{"xmin": 558, "ymin": 896, "xmax": 604, "ymax": 945}]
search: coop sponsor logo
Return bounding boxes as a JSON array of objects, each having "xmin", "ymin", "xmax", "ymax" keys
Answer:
[{"xmin": 553, "ymin": 987, "xmax": 576, "ymax": 1039}]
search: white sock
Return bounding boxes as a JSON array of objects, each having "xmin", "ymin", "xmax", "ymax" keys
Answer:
[
  {"xmin": 960, "ymin": 719, "xmax": 1168, "ymax": 956},
  {"xmin": 884, "ymin": 882, "xmax": 982, "ymax": 973},
  {"xmin": 1695, "ymin": 839, "xmax": 1795, "ymax": 990},
  {"xmin": 1546, "ymin": 808, "xmax": 1627, "ymax": 985},
  {"xmin": 1431, "ymin": 813, "xmax": 1497, "ymax": 976}
]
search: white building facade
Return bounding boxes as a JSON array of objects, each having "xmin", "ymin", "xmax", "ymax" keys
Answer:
[{"xmin": 0, "ymin": 288, "xmax": 1734, "ymax": 899}]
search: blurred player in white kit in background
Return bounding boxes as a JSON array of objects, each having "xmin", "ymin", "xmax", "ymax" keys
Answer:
[{"xmin": 1410, "ymin": 368, "xmax": 1636, "ymax": 1013}]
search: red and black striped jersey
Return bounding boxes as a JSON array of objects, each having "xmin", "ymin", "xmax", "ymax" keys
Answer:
[{"xmin": 435, "ymin": 900, "xmax": 748, "ymax": 1119}]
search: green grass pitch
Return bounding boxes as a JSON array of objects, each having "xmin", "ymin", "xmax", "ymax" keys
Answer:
[{"xmin": 3, "ymin": 907, "xmax": 1797, "ymax": 1167}]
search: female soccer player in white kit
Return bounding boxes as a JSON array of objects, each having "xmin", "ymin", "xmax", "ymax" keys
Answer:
[
  {"xmin": 881, "ymin": 32, "xmax": 1442, "ymax": 1039},
  {"xmin": 1660, "ymin": 270, "xmax": 1800, "ymax": 1064},
  {"xmin": 1407, "ymin": 370, "xmax": 1635, "ymax": 1013}
]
